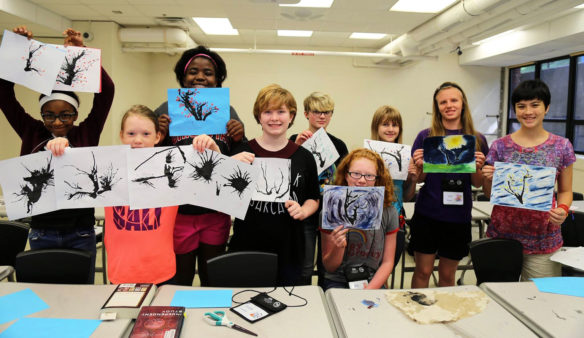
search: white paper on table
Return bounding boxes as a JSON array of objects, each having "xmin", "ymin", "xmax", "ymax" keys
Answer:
[
  {"xmin": 364, "ymin": 139, "xmax": 411, "ymax": 181},
  {"xmin": 550, "ymin": 247, "xmax": 584, "ymax": 271},
  {"xmin": 251, "ymin": 158, "xmax": 291, "ymax": 202},
  {"xmin": 301, "ymin": 128, "xmax": 340, "ymax": 175},
  {"xmin": 52, "ymin": 45, "xmax": 101, "ymax": 93}
]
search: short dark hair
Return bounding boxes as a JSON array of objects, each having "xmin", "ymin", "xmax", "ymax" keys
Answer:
[
  {"xmin": 511, "ymin": 79, "xmax": 551, "ymax": 109},
  {"xmin": 173, "ymin": 46, "xmax": 227, "ymax": 87},
  {"xmin": 38, "ymin": 91, "xmax": 80, "ymax": 113}
]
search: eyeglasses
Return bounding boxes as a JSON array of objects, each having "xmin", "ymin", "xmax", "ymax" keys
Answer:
[
  {"xmin": 310, "ymin": 111, "xmax": 333, "ymax": 117},
  {"xmin": 41, "ymin": 113, "xmax": 77, "ymax": 122},
  {"xmin": 348, "ymin": 171, "xmax": 378, "ymax": 181}
]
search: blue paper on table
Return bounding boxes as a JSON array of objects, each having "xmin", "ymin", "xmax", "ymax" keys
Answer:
[
  {"xmin": 0, "ymin": 288, "xmax": 49, "ymax": 324},
  {"xmin": 0, "ymin": 317, "xmax": 101, "ymax": 338},
  {"xmin": 167, "ymin": 87, "xmax": 229, "ymax": 136},
  {"xmin": 532, "ymin": 277, "xmax": 584, "ymax": 297},
  {"xmin": 170, "ymin": 289, "xmax": 233, "ymax": 308}
]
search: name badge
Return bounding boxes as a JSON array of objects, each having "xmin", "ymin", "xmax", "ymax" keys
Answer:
[{"xmin": 443, "ymin": 191, "xmax": 464, "ymax": 205}]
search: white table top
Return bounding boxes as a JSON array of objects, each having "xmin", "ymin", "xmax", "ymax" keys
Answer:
[
  {"xmin": 326, "ymin": 285, "xmax": 536, "ymax": 338},
  {"xmin": 403, "ymin": 202, "xmax": 490, "ymax": 221},
  {"xmin": 0, "ymin": 282, "xmax": 132, "ymax": 337},
  {"xmin": 152, "ymin": 285, "xmax": 338, "ymax": 338},
  {"xmin": 481, "ymin": 281, "xmax": 584, "ymax": 338}
]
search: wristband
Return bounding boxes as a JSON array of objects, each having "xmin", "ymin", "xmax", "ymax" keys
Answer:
[{"xmin": 557, "ymin": 204, "xmax": 570, "ymax": 214}]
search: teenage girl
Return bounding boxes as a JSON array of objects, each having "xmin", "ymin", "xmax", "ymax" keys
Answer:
[
  {"xmin": 321, "ymin": 148, "xmax": 399, "ymax": 290},
  {"xmin": 482, "ymin": 79, "xmax": 574, "ymax": 280}
]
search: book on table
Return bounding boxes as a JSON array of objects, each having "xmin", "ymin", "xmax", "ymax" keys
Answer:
[
  {"xmin": 100, "ymin": 283, "xmax": 157, "ymax": 319},
  {"xmin": 129, "ymin": 306, "xmax": 186, "ymax": 338}
]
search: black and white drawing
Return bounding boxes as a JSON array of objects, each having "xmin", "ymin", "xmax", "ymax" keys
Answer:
[
  {"xmin": 54, "ymin": 146, "xmax": 129, "ymax": 209},
  {"xmin": 52, "ymin": 45, "xmax": 101, "ymax": 93},
  {"xmin": 251, "ymin": 158, "xmax": 291, "ymax": 203},
  {"xmin": 321, "ymin": 185, "xmax": 385, "ymax": 230},
  {"xmin": 364, "ymin": 139, "xmax": 412, "ymax": 180},
  {"xmin": 0, "ymin": 151, "xmax": 57, "ymax": 220},
  {"xmin": 301, "ymin": 128, "xmax": 340, "ymax": 175}
]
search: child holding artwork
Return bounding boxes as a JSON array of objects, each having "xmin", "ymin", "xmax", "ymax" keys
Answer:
[
  {"xmin": 409, "ymin": 82, "xmax": 488, "ymax": 288},
  {"xmin": 0, "ymin": 26, "xmax": 115, "ymax": 283},
  {"xmin": 482, "ymin": 80, "xmax": 574, "ymax": 280},
  {"xmin": 321, "ymin": 148, "xmax": 399, "ymax": 290},
  {"xmin": 230, "ymin": 84, "xmax": 320, "ymax": 286}
]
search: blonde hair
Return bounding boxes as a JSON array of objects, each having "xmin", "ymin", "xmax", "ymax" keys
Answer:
[
  {"xmin": 334, "ymin": 148, "xmax": 395, "ymax": 208},
  {"xmin": 303, "ymin": 92, "xmax": 334, "ymax": 113},
  {"xmin": 252, "ymin": 84, "xmax": 297, "ymax": 128},
  {"xmin": 370, "ymin": 105, "xmax": 403, "ymax": 144},
  {"xmin": 120, "ymin": 104, "xmax": 159, "ymax": 132}
]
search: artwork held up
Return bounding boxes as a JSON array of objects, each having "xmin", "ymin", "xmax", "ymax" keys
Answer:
[
  {"xmin": 54, "ymin": 146, "xmax": 129, "ymax": 209},
  {"xmin": 490, "ymin": 162, "xmax": 556, "ymax": 211},
  {"xmin": 301, "ymin": 128, "xmax": 340, "ymax": 175},
  {"xmin": 0, "ymin": 30, "xmax": 66, "ymax": 95},
  {"xmin": 423, "ymin": 135, "xmax": 476, "ymax": 173},
  {"xmin": 167, "ymin": 88, "xmax": 230, "ymax": 136},
  {"xmin": 364, "ymin": 139, "xmax": 412, "ymax": 180},
  {"xmin": 0, "ymin": 152, "xmax": 57, "ymax": 219},
  {"xmin": 52, "ymin": 45, "xmax": 101, "ymax": 93},
  {"xmin": 251, "ymin": 158, "xmax": 291, "ymax": 203},
  {"xmin": 180, "ymin": 149, "xmax": 260, "ymax": 219},
  {"xmin": 321, "ymin": 186, "xmax": 384, "ymax": 230},
  {"xmin": 128, "ymin": 146, "xmax": 187, "ymax": 209}
]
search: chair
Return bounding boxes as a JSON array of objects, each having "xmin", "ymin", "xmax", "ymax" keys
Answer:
[
  {"xmin": 206, "ymin": 251, "xmax": 278, "ymax": 287},
  {"xmin": 469, "ymin": 238, "xmax": 523, "ymax": 285},
  {"xmin": 15, "ymin": 249, "xmax": 93, "ymax": 284},
  {"xmin": 573, "ymin": 192, "xmax": 583, "ymax": 201},
  {"xmin": 0, "ymin": 220, "xmax": 30, "ymax": 281},
  {"xmin": 561, "ymin": 211, "xmax": 584, "ymax": 276}
]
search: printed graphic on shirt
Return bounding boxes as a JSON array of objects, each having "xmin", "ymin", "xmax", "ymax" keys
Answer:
[{"xmin": 112, "ymin": 207, "xmax": 162, "ymax": 231}]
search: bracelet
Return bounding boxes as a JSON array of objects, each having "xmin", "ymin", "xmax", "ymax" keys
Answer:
[{"xmin": 557, "ymin": 204, "xmax": 570, "ymax": 214}]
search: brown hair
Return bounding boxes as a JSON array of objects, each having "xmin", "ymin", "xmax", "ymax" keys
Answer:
[
  {"xmin": 370, "ymin": 105, "xmax": 403, "ymax": 144},
  {"xmin": 252, "ymin": 84, "xmax": 297, "ymax": 128},
  {"xmin": 120, "ymin": 104, "xmax": 159, "ymax": 132},
  {"xmin": 334, "ymin": 148, "xmax": 395, "ymax": 207}
]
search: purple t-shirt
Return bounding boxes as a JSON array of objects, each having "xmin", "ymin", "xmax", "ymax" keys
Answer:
[
  {"xmin": 412, "ymin": 128, "xmax": 489, "ymax": 223},
  {"xmin": 485, "ymin": 133, "xmax": 576, "ymax": 254}
]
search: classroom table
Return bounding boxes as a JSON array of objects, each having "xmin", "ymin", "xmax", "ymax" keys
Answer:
[
  {"xmin": 403, "ymin": 202, "xmax": 490, "ymax": 222},
  {"xmin": 150, "ymin": 285, "xmax": 338, "ymax": 338},
  {"xmin": 473, "ymin": 200, "xmax": 584, "ymax": 217},
  {"xmin": 0, "ymin": 282, "xmax": 132, "ymax": 337},
  {"xmin": 481, "ymin": 281, "xmax": 584, "ymax": 338},
  {"xmin": 325, "ymin": 285, "xmax": 536, "ymax": 338}
]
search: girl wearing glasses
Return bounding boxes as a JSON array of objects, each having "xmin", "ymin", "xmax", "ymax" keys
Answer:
[
  {"xmin": 0, "ymin": 26, "xmax": 115, "ymax": 283},
  {"xmin": 321, "ymin": 148, "xmax": 398, "ymax": 290}
]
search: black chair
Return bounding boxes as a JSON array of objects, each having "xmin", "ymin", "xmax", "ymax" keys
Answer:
[
  {"xmin": 469, "ymin": 238, "xmax": 523, "ymax": 285},
  {"xmin": 15, "ymin": 249, "xmax": 93, "ymax": 284},
  {"xmin": 207, "ymin": 251, "xmax": 278, "ymax": 287},
  {"xmin": 476, "ymin": 193, "xmax": 490, "ymax": 201},
  {"xmin": 573, "ymin": 192, "xmax": 583, "ymax": 201},
  {"xmin": 561, "ymin": 211, "xmax": 584, "ymax": 276},
  {"xmin": 0, "ymin": 220, "xmax": 30, "ymax": 281}
]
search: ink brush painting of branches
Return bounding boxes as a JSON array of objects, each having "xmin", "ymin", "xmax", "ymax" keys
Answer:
[
  {"xmin": 0, "ymin": 152, "xmax": 57, "ymax": 220},
  {"xmin": 167, "ymin": 88, "xmax": 230, "ymax": 136},
  {"xmin": 364, "ymin": 139, "xmax": 411, "ymax": 180},
  {"xmin": 54, "ymin": 146, "xmax": 129, "ymax": 209},
  {"xmin": 251, "ymin": 158, "xmax": 292, "ymax": 203},
  {"xmin": 301, "ymin": 128, "xmax": 340, "ymax": 175},
  {"xmin": 127, "ymin": 146, "xmax": 187, "ymax": 209},
  {"xmin": 179, "ymin": 148, "xmax": 260, "ymax": 219},
  {"xmin": 52, "ymin": 46, "xmax": 101, "ymax": 93},
  {"xmin": 0, "ymin": 30, "xmax": 66, "ymax": 95},
  {"xmin": 423, "ymin": 135, "xmax": 476, "ymax": 173},
  {"xmin": 321, "ymin": 186, "xmax": 384, "ymax": 230},
  {"xmin": 490, "ymin": 162, "xmax": 556, "ymax": 211}
]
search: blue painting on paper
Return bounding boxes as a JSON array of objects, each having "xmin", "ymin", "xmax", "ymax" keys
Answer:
[
  {"xmin": 423, "ymin": 135, "xmax": 476, "ymax": 173},
  {"xmin": 322, "ymin": 186, "xmax": 384, "ymax": 230},
  {"xmin": 490, "ymin": 161, "xmax": 556, "ymax": 211},
  {"xmin": 167, "ymin": 87, "xmax": 229, "ymax": 136}
]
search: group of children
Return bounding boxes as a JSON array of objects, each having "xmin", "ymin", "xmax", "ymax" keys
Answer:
[{"xmin": 0, "ymin": 26, "xmax": 575, "ymax": 289}]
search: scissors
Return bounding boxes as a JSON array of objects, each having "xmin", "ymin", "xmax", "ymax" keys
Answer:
[{"xmin": 204, "ymin": 310, "xmax": 258, "ymax": 336}]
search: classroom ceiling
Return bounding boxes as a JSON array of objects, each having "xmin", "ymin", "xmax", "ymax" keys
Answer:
[{"xmin": 1, "ymin": 0, "xmax": 584, "ymax": 66}]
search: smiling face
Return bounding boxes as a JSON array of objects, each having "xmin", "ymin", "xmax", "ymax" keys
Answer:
[
  {"xmin": 182, "ymin": 57, "xmax": 217, "ymax": 88},
  {"xmin": 120, "ymin": 114, "xmax": 161, "ymax": 148},
  {"xmin": 435, "ymin": 87, "xmax": 463, "ymax": 125},
  {"xmin": 515, "ymin": 98, "xmax": 548, "ymax": 130},
  {"xmin": 41, "ymin": 100, "xmax": 78, "ymax": 137},
  {"xmin": 346, "ymin": 157, "xmax": 377, "ymax": 187},
  {"xmin": 377, "ymin": 119, "xmax": 400, "ymax": 143},
  {"xmin": 259, "ymin": 104, "xmax": 293, "ymax": 138}
]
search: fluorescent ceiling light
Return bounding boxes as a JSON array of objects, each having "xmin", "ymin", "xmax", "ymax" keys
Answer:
[
  {"xmin": 280, "ymin": 0, "xmax": 334, "ymax": 8},
  {"xmin": 390, "ymin": 0, "xmax": 457, "ymax": 13},
  {"xmin": 472, "ymin": 30, "xmax": 516, "ymax": 46},
  {"xmin": 277, "ymin": 30, "xmax": 313, "ymax": 37},
  {"xmin": 575, "ymin": 4, "xmax": 584, "ymax": 9},
  {"xmin": 350, "ymin": 32, "xmax": 387, "ymax": 40},
  {"xmin": 193, "ymin": 17, "xmax": 238, "ymax": 35}
]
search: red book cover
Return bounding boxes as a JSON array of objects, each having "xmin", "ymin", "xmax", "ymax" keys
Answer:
[{"xmin": 129, "ymin": 306, "xmax": 186, "ymax": 338}]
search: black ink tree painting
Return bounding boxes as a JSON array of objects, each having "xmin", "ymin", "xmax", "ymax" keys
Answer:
[
  {"xmin": 176, "ymin": 88, "xmax": 219, "ymax": 121},
  {"xmin": 56, "ymin": 48, "xmax": 98, "ymax": 87},
  {"xmin": 322, "ymin": 186, "xmax": 384, "ymax": 230},
  {"xmin": 255, "ymin": 161, "xmax": 290, "ymax": 201},
  {"xmin": 22, "ymin": 43, "xmax": 45, "ymax": 75},
  {"xmin": 133, "ymin": 146, "xmax": 186, "ymax": 188},
  {"xmin": 14, "ymin": 156, "xmax": 54, "ymax": 213},
  {"xmin": 423, "ymin": 135, "xmax": 476, "ymax": 173},
  {"xmin": 309, "ymin": 142, "xmax": 326, "ymax": 168},
  {"xmin": 64, "ymin": 152, "xmax": 120, "ymax": 200},
  {"xmin": 187, "ymin": 150, "xmax": 223, "ymax": 183},
  {"xmin": 365, "ymin": 140, "xmax": 411, "ymax": 180},
  {"xmin": 301, "ymin": 128, "xmax": 340, "ymax": 175},
  {"xmin": 223, "ymin": 166, "xmax": 253, "ymax": 198}
]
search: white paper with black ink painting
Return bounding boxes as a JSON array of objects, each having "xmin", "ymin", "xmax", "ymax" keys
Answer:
[
  {"xmin": 52, "ymin": 45, "xmax": 101, "ymax": 93},
  {"xmin": 0, "ymin": 151, "xmax": 57, "ymax": 220},
  {"xmin": 179, "ymin": 149, "xmax": 260, "ymax": 219},
  {"xmin": 53, "ymin": 145, "xmax": 129, "ymax": 209},
  {"xmin": 127, "ymin": 146, "xmax": 187, "ymax": 209},
  {"xmin": 301, "ymin": 128, "xmax": 340, "ymax": 176},
  {"xmin": 0, "ymin": 30, "xmax": 66, "ymax": 95},
  {"xmin": 251, "ymin": 158, "xmax": 291, "ymax": 202},
  {"xmin": 322, "ymin": 185, "xmax": 384, "ymax": 230},
  {"xmin": 364, "ymin": 139, "xmax": 411, "ymax": 180}
]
